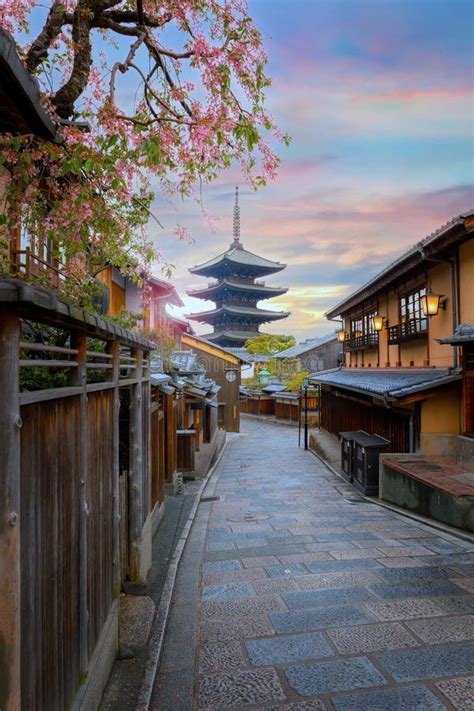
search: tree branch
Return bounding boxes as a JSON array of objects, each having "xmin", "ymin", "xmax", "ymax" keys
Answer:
[{"xmin": 25, "ymin": 0, "xmax": 67, "ymax": 72}]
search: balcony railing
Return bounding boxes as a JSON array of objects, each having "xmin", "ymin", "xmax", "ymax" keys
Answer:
[
  {"xmin": 343, "ymin": 333, "xmax": 379, "ymax": 352},
  {"xmin": 387, "ymin": 318, "xmax": 428, "ymax": 345},
  {"xmin": 11, "ymin": 247, "xmax": 67, "ymax": 289}
]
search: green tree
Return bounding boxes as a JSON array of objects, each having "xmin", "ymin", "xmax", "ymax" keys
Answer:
[{"xmin": 245, "ymin": 334, "xmax": 296, "ymax": 354}]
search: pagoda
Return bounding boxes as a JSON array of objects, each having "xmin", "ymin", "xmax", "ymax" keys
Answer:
[{"xmin": 187, "ymin": 188, "xmax": 289, "ymax": 347}]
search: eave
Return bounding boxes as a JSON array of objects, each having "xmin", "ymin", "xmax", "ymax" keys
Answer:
[
  {"xmin": 0, "ymin": 29, "xmax": 60, "ymax": 141},
  {"xmin": 187, "ymin": 279, "xmax": 288, "ymax": 300},
  {"xmin": 186, "ymin": 305, "xmax": 289, "ymax": 323},
  {"xmin": 189, "ymin": 253, "xmax": 286, "ymax": 278}
]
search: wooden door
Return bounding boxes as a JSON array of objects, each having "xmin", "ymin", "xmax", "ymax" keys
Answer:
[{"xmin": 462, "ymin": 344, "xmax": 474, "ymax": 436}]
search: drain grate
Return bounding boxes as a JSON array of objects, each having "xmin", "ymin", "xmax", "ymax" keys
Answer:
[{"xmin": 200, "ymin": 495, "xmax": 220, "ymax": 503}]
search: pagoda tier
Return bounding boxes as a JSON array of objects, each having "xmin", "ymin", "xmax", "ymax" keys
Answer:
[
  {"xmin": 187, "ymin": 278, "xmax": 288, "ymax": 302},
  {"xmin": 203, "ymin": 330, "xmax": 264, "ymax": 347},
  {"xmin": 186, "ymin": 304, "xmax": 289, "ymax": 326},
  {"xmin": 189, "ymin": 245, "xmax": 286, "ymax": 279},
  {"xmin": 187, "ymin": 187, "xmax": 289, "ymax": 347}
]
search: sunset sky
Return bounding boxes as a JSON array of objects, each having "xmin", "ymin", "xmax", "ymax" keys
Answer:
[{"xmin": 150, "ymin": 0, "xmax": 473, "ymax": 342}]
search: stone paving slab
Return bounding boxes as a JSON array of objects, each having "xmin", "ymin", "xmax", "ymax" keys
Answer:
[
  {"xmin": 363, "ymin": 597, "xmax": 447, "ymax": 621},
  {"xmin": 376, "ymin": 641, "xmax": 474, "ymax": 682},
  {"xmin": 201, "ymin": 614, "xmax": 275, "ymax": 643},
  {"xmin": 405, "ymin": 613, "xmax": 474, "ymax": 644},
  {"xmin": 270, "ymin": 605, "xmax": 375, "ymax": 633},
  {"xmin": 152, "ymin": 420, "xmax": 474, "ymax": 710},
  {"xmin": 199, "ymin": 641, "xmax": 247, "ymax": 674},
  {"xmin": 282, "ymin": 586, "xmax": 375, "ymax": 609},
  {"xmin": 296, "ymin": 570, "xmax": 381, "ymax": 590},
  {"xmin": 199, "ymin": 668, "xmax": 286, "ymax": 708},
  {"xmin": 326, "ymin": 621, "xmax": 419, "ymax": 653},
  {"xmin": 435, "ymin": 675, "xmax": 474, "ymax": 710},
  {"xmin": 245, "ymin": 632, "xmax": 334, "ymax": 666},
  {"xmin": 283, "ymin": 656, "xmax": 387, "ymax": 696},
  {"xmin": 202, "ymin": 582, "xmax": 255, "ymax": 602},
  {"xmin": 368, "ymin": 579, "xmax": 464, "ymax": 599},
  {"xmin": 331, "ymin": 684, "xmax": 447, "ymax": 710}
]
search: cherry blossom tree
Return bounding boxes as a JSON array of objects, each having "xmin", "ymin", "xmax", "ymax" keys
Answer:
[{"xmin": 0, "ymin": 0, "xmax": 288, "ymax": 305}]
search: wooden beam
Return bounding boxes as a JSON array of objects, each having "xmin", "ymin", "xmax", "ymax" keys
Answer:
[
  {"xmin": 129, "ymin": 349, "xmax": 144, "ymax": 581},
  {"xmin": 107, "ymin": 340, "xmax": 122, "ymax": 596},
  {"xmin": 0, "ymin": 311, "xmax": 21, "ymax": 711},
  {"xmin": 69, "ymin": 331, "xmax": 89, "ymax": 676}
]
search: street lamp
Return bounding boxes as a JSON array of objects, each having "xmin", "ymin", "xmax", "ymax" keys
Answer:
[{"xmin": 421, "ymin": 292, "xmax": 445, "ymax": 317}]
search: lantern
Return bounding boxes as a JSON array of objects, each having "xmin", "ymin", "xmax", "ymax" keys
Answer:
[
  {"xmin": 258, "ymin": 367, "xmax": 270, "ymax": 387},
  {"xmin": 371, "ymin": 315, "xmax": 385, "ymax": 332},
  {"xmin": 421, "ymin": 292, "xmax": 443, "ymax": 317},
  {"xmin": 336, "ymin": 329, "xmax": 346, "ymax": 343}
]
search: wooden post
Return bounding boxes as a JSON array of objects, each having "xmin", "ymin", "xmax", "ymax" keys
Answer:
[
  {"xmin": 0, "ymin": 310, "xmax": 21, "ymax": 711},
  {"xmin": 143, "ymin": 353, "xmax": 152, "ymax": 520},
  {"xmin": 129, "ymin": 349, "xmax": 143, "ymax": 581},
  {"xmin": 107, "ymin": 339, "xmax": 121, "ymax": 595},
  {"xmin": 69, "ymin": 331, "xmax": 89, "ymax": 675}
]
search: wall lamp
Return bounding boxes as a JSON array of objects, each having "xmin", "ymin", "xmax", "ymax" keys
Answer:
[
  {"xmin": 336, "ymin": 329, "xmax": 346, "ymax": 343},
  {"xmin": 371, "ymin": 315, "xmax": 388, "ymax": 332},
  {"xmin": 421, "ymin": 292, "xmax": 447, "ymax": 317}
]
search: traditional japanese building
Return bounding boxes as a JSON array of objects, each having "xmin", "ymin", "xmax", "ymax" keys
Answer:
[{"xmin": 187, "ymin": 188, "xmax": 289, "ymax": 347}]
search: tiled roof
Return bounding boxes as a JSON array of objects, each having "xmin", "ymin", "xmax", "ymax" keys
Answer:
[
  {"xmin": 438, "ymin": 323, "xmax": 474, "ymax": 345},
  {"xmin": 226, "ymin": 347, "xmax": 271, "ymax": 363},
  {"xmin": 262, "ymin": 383, "xmax": 287, "ymax": 393},
  {"xmin": 190, "ymin": 244, "xmax": 285, "ymax": 274},
  {"xmin": 187, "ymin": 279, "xmax": 287, "ymax": 297},
  {"xmin": 204, "ymin": 330, "xmax": 272, "ymax": 343},
  {"xmin": 182, "ymin": 333, "xmax": 250, "ymax": 363},
  {"xmin": 188, "ymin": 304, "xmax": 289, "ymax": 321},
  {"xmin": 170, "ymin": 351, "xmax": 204, "ymax": 374},
  {"xmin": 274, "ymin": 333, "xmax": 337, "ymax": 359},
  {"xmin": 310, "ymin": 367, "xmax": 461, "ymax": 400}
]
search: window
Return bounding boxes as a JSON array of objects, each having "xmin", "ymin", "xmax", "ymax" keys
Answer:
[
  {"xmin": 400, "ymin": 287, "xmax": 427, "ymax": 332},
  {"xmin": 350, "ymin": 310, "xmax": 377, "ymax": 337}
]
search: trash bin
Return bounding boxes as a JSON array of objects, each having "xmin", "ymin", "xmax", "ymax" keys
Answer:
[
  {"xmin": 353, "ymin": 433, "xmax": 390, "ymax": 495},
  {"xmin": 340, "ymin": 430, "xmax": 368, "ymax": 481}
]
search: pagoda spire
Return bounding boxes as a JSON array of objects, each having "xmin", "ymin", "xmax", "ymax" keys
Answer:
[{"xmin": 231, "ymin": 186, "xmax": 242, "ymax": 249}]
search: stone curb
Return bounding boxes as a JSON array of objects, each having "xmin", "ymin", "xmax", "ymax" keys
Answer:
[{"xmin": 135, "ymin": 435, "xmax": 237, "ymax": 710}]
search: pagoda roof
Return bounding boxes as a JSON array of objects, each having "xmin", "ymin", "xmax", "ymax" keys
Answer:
[
  {"xmin": 187, "ymin": 278, "xmax": 288, "ymax": 300},
  {"xmin": 187, "ymin": 304, "xmax": 289, "ymax": 323},
  {"xmin": 203, "ymin": 330, "xmax": 266, "ymax": 344},
  {"xmin": 189, "ymin": 243, "xmax": 286, "ymax": 277}
]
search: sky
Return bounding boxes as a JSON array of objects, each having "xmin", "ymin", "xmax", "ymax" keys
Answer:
[{"xmin": 148, "ymin": 0, "xmax": 474, "ymax": 342}]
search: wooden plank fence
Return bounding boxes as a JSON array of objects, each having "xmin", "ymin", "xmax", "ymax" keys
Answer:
[{"xmin": 0, "ymin": 279, "xmax": 156, "ymax": 710}]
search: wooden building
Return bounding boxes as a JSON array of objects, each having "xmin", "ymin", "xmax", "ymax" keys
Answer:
[
  {"xmin": 274, "ymin": 333, "xmax": 341, "ymax": 374},
  {"xmin": 169, "ymin": 350, "xmax": 224, "ymax": 476},
  {"xmin": 181, "ymin": 332, "xmax": 247, "ymax": 432},
  {"xmin": 318, "ymin": 210, "xmax": 474, "ymax": 456},
  {"xmin": 0, "ymin": 280, "xmax": 157, "ymax": 710},
  {"xmin": 314, "ymin": 211, "xmax": 474, "ymax": 529}
]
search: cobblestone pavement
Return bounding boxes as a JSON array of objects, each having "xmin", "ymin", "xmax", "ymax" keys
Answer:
[{"xmin": 153, "ymin": 419, "xmax": 474, "ymax": 711}]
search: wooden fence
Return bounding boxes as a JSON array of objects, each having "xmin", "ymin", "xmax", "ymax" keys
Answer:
[
  {"xmin": 320, "ymin": 388, "xmax": 410, "ymax": 452},
  {"xmin": 0, "ymin": 279, "xmax": 156, "ymax": 710}
]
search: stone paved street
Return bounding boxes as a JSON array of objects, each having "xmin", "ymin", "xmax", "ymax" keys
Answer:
[{"xmin": 153, "ymin": 419, "xmax": 474, "ymax": 710}]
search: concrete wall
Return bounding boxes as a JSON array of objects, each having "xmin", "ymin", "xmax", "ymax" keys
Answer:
[{"xmin": 380, "ymin": 453, "xmax": 474, "ymax": 532}]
